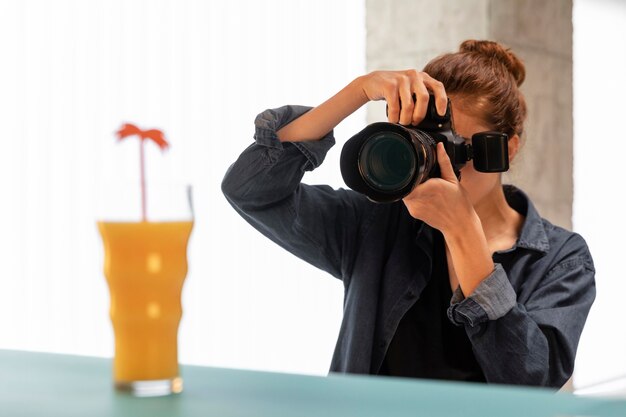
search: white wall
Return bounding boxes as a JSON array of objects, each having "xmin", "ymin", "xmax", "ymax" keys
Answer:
[
  {"xmin": 573, "ymin": 0, "xmax": 626, "ymax": 388},
  {"xmin": 0, "ymin": 0, "xmax": 366, "ymax": 376}
]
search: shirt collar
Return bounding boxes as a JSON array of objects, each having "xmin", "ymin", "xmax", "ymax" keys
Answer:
[{"xmin": 502, "ymin": 185, "xmax": 550, "ymax": 254}]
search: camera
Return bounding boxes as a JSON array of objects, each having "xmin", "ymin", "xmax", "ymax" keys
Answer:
[{"xmin": 339, "ymin": 95, "xmax": 510, "ymax": 203}]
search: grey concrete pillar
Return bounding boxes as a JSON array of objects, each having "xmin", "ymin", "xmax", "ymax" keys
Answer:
[{"xmin": 366, "ymin": 0, "xmax": 573, "ymax": 229}]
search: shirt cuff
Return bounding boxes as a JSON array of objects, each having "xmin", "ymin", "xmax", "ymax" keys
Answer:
[
  {"xmin": 447, "ymin": 263, "xmax": 517, "ymax": 327},
  {"xmin": 253, "ymin": 105, "xmax": 336, "ymax": 171}
]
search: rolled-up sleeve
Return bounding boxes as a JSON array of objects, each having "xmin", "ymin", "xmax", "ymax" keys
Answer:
[
  {"xmin": 446, "ymin": 235, "xmax": 596, "ymax": 388},
  {"xmin": 252, "ymin": 105, "xmax": 335, "ymax": 170},
  {"xmin": 447, "ymin": 264, "xmax": 517, "ymax": 326}
]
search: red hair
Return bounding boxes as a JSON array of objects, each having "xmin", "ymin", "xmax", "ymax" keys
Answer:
[{"xmin": 423, "ymin": 40, "xmax": 527, "ymax": 138}]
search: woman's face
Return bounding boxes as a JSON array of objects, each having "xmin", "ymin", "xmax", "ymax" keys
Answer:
[{"xmin": 450, "ymin": 100, "xmax": 518, "ymax": 207}]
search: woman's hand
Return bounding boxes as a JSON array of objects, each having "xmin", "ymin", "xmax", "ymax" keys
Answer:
[
  {"xmin": 358, "ymin": 70, "xmax": 448, "ymax": 125},
  {"xmin": 277, "ymin": 69, "xmax": 446, "ymax": 142},
  {"xmin": 402, "ymin": 143, "xmax": 474, "ymax": 236},
  {"xmin": 403, "ymin": 142, "xmax": 494, "ymax": 296}
]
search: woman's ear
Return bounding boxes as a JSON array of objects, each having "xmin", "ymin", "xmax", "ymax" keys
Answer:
[{"xmin": 508, "ymin": 134, "xmax": 521, "ymax": 163}]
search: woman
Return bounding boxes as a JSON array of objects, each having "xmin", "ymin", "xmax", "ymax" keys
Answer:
[{"xmin": 221, "ymin": 40, "xmax": 595, "ymax": 387}]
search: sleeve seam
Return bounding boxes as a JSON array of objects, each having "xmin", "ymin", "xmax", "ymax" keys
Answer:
[
  {"xmin": 546, "ymin": 256, "xmax": 593, "ymax": 278},
  {"xmin": 292, "ymin": 142, "xmax": 316, "ymax": 170}
]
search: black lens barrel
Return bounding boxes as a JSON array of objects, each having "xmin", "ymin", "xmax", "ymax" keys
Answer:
[{"xmin": 340, "ymin": 122, "xmax": 435, "ymax": 203}]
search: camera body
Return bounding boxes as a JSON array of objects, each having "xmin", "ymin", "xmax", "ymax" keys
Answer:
[{"xmin": 340, "ymin": 95, "xmax": 510, "ymax": 203}]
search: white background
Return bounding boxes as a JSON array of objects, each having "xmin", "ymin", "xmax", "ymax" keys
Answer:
[
  {"xmin": 0, "ymin": 0, "xmax": 624, "ymax": 388},
  {"xmin": 0, "ymin": 0, "xmax": 365, "ymax": 376},
  {"xmin": 572, "ymin": 0, "xmax": 626, "ymax": 389}
]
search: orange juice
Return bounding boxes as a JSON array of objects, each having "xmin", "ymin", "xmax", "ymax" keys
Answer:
[{"xmin": 98, "ymin": 221, "xmax": 193, "ymax": 389}]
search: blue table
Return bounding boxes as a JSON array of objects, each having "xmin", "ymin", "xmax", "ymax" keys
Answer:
[{"xmin": 1, "ymin": 349, "xmax": 625, "ymax": 416}]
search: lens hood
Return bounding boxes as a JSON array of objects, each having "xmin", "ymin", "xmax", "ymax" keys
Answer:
[{"xmin": 340, "ymin": 122, "xmax": 420, "ymax": 203}]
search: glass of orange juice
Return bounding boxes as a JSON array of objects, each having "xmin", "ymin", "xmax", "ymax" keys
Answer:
[{"xmin": 97, "ymin": 183, "xmax": 193, "ymax": 396}]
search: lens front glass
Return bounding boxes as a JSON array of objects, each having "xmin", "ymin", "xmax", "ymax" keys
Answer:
[{"xmin": 358, "ymin": 132, "xmax": 416, "ymax": 192}]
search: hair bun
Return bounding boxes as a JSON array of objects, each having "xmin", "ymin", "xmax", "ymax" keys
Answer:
[{"xmin": 460, "ymin": 40, "xmax": 525, "ymax": 87}]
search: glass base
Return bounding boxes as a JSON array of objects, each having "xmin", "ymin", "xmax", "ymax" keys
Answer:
[{"xmin": 115, "ymin": 377, "xmax": 183, "ymax": 397}]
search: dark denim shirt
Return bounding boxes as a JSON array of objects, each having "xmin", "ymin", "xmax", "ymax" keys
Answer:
[{"xmin": 221, "ymin": 105, "xmax": 596, "ymax": 388}]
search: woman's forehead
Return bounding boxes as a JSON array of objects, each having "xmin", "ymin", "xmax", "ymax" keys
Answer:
[{"xmin": 451, "ymin": 103, "xmax": 493, "ymax": 137}]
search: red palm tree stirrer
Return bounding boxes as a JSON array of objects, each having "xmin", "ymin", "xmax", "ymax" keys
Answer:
[{"xmin": 116, "ymin": 123, "xmax": 170, "ymax": 222}]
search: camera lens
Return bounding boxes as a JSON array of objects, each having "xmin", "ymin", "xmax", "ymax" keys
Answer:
[
  {"xmin": 358, "ymin": 132, "xmax": 416, "ymax": 192},
  {"xmin": 341, "ymin": 122, "xmax": 439, "ymax": 203}
]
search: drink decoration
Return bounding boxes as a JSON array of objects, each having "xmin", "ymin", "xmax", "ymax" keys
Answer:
[{"xmin": 116, "ymin": 123, "xmax": 170, "ymax": 221}]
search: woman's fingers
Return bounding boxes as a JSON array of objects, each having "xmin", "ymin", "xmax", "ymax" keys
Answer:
[
  {"xmin": 405, "ymin": 70, "xmax": 447, "ymax": 125},
  {"xmin": 411, "ymin": 85, "xmax": 430, "ymax": 126},
  {"xmin": 421, "ymin": 73, "xmax": 448, "ymax": 116},
  {"xmin": 385, "ymin": 86, "xmax": 400, "ymax": 124},
  {"xmin": 437, "ymin": 142, "xmax": 458, "ymax": 182},
  {"xmin": 404, "ymin": 144, "xmax": 458, "ymax": 202},
  {"xmin": 363, "ymin": 70, "xmax": 447, "ymax": 125},
  {"xmin": 398, "ymin": 75, "xmax": 414, "ymax": 125}
]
